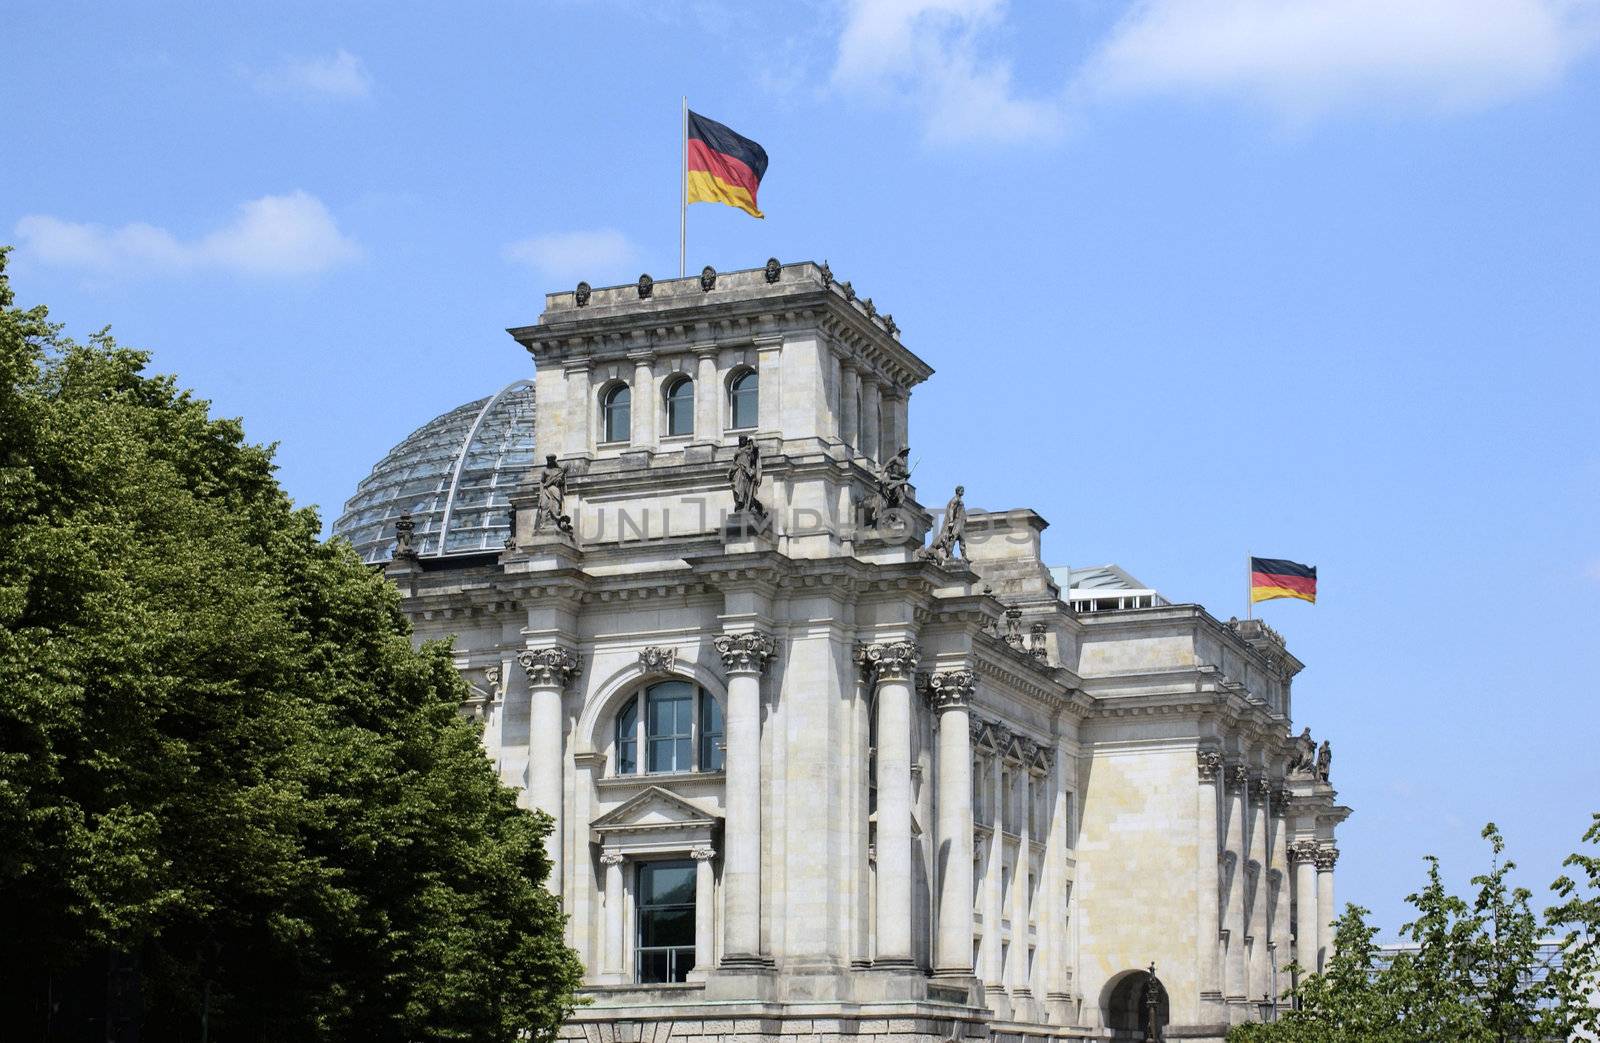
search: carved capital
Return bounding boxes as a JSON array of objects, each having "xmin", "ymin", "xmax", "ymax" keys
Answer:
[
  {"xmin": 1226, "ymin": 764, "xmax": 1251, "ymax": 791},
  {"xmin": 856, "ymin": 640, "xmax": 921, "ymax": 683},
  {"xmin": 1197, "ymin": 749, "xmax": 1224, "ymax": 782},
  {"xmin": 600, "ymin": 851, "xmax": 625, "ymax": 866},
  {"xmin": 1273, "ymin": 786, "xmax": 1294, "ymax": 812},
  {"xmin": 518, "ymin": 646, "xmax": 581, "ymax": 690},
  {"xmin": 1289, "ymin": 839, "xmax": 1320, "ymax": 865},
  {"xmin": 638, "ymin": 646, "xmax": 677, "ymax": 673},
  {"xmin": 690, "ymin": 845, "xmax": 717, "ymax": 862},
  {"xmin": 714, "ymin": 632, "xmax": 776, "ymax": 675},
  {"xmin": 1315, "ymin": 846, "xmax": 1340, "ymax": 871},
  {"xmin": 483, "ymin": 664, "xmax": 504, "ymax": 702},
  {"xmin": 919, "ymin": 669, "xmax": 975, "ymax": 712},
  {"xmin": 1249, "ymin": 773, "xmax": 1271, "ymax": 804}
]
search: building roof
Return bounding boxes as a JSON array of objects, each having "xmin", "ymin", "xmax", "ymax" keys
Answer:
[
  {"xmin": 331, "ymin": 380, "xmax": 536, "ymax": 564},
  {"xmin": 1051, "ymin": 564, "xmax": 1170, "ymax": 610}
]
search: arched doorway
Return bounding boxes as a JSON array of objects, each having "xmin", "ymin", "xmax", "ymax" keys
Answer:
[{"xmin": 1103, "ymin": 966, "xmax": 1170, "ymax": 1041}]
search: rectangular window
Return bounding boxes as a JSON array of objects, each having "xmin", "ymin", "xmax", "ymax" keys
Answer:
[
  {"xmin": 636, "ymin": 860, "xmax": 696, "ymax": 983},
  {"xmin": 698, "ymin": 693, "xmax": 724, "ymax": 772},
  {"xmin": 647, "ymin": 683, "xmax": 694, "ymax": 773}
]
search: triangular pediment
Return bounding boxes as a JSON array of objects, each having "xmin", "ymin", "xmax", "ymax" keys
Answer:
[{"xmin": 591, "ymin": 785, "xmax": 722, "ymax": 833}]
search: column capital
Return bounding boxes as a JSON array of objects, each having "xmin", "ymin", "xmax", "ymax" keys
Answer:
[
  {"xmin": 1197, "ymin": 748, "xmax": 1224, "ymax": 782},
  {"xmin": 600, "ymin": 851, "xmax": 626, "ymax": 866},
  {"xmin": 519, "ymin": 646, "xmax": 581, "ymax": 689},
  {"xmin": 1289, "ymin": 839, "xmax": 1320, "ymax": 865},
  {"xmin": 714, "ymin": 631, "xmax": 776, "ymax": 675},
  {"xmin": 1273, "ymin": 786, "xmax": 1295, "ymax": 812},
  {"xmin": 690, "ymin": 844, "xmax": 717, "ymax": 861},
  {"xmin": 856, "ymin": 640, "xmax": 921, "ymax": 683},
  {"xmin": 1248, "ymin": 773, "xmax": 1271, "ymax": 804},
  {"xmin": 1226, "ymin": 763, "xmax": 1251, "ymax": 791},
  {"xmin": 1314, "ymin": 846, "xmax": 1340, "ymax": 870},
  {"xmin": 919, "ymin": 669, "xmax": 975, "ymax": 711}
]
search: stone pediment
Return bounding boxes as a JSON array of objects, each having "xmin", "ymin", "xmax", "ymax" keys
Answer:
[{"xmin": 590, "ymin": 785, "xmax": 721, "ymax": 841}]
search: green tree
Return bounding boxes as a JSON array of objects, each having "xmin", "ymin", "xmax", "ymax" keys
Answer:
[
  {"xmin": 0, "ymin": 247, "xmax": 581, "ymax": 1041},
  {"xmin": 1545, "ymin": 813, "xmax": 1600, "ymax": 1041}
]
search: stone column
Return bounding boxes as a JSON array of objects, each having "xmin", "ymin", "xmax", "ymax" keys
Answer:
[
  {"xmin": 1011, "ymin": 759, "xmax": 1034, "ymax": 998},
  {"xmin": 858, "ymin": 639, "xmax": 919, "ymax": 967},
  {"xmin": 881, "ymin": 388, "xmax": 906, "ymax": 459},
  {"xmin": 1246, "ymin": 775, "xmax": 1271, "ymax": 1004},
  {"xmin": 839, "ymin": 361, "xmax": 860, "ymax": 452},
  {"xmin": 517, "ymin": 647, "xmax": 581, "ymax": 893},
  {"xmin": 692, "ymin": 844, "xmax": 717, "ymax": 981},
  {"xmin": 630, "ymin": 352, "xmax": 656, "ymax": 448},
  {"xmin": 1290, "ymin": 840, "xmax": 1319, "ymax": 975},
  {"xmin": 984, "ymin": 744, "xmax": 1005, "ymax": 989},
  {"xmin": 1223, "ymin": 765, "xmax": 1248, "ymax": 1000},
  {"xmin": 1270, "ymin": 788, "xmax": 1293, "ymax": 994},
  {"xmin": 713, "ymin": 632, "xmax": 776, "ymax": 965},
  {"xmin": 562, "ymin": 360, "xmax": 592, "ymax": 456},
  {"xmin": 861, "ymin": 378, "xmax": 882, "ymax": 463},
  {"xmin": 694, "ymin": 347, "xmax": 719, "ymax": 441},
  {"xmin": 1196, "ymin": 750, "xmax": 1223, "ymax": 997},
  {"xmin": 601, "ymin": 850, "xmax": 626, "ymax": 983},
  {"xmin": 1316, "ymin": 847, "xmax": 1339, "ymax": 969},
  {"xmin": 926, "ymin": 671, "xmax": 976, "ymax": 978}
]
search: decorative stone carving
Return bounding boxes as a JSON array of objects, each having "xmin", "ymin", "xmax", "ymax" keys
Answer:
[
  {"xmin": 764, "ymin": 257, "xmax": 781, "ymax": 283},
  {"xmin": 575, "ymin": 280, "xmax": 591, "ymax": 307},
  {"xmin": 1287, "ymin": 727, "xmax": 1317, "ymax": 777},
  {"xmin": 690, "ymin": 844, "xmax": 717, "ymax": 861},
  {"xmin": 1314, "ymin": 846, "xmax": 1340, "ymax": 870},
  {"xmin": 637, "ymin": 273, "xmax": 653, "ymax": 299},
  {"xmin": 1197, "ymin": 749, "xmax": 1224, "ymax": 782},
  {"xmin": 534, "ymin": 454, "xmax": 573, "ymax": 533},
  {"xmin": 916, "ymin": 485, "xmax": 966, "ymax": 564},
  {"xmin": 855, "ymin": 640, "xmax": 920, "ymax": 683},
  {"xmin": 714, "ymin": 632, "xmax": 776, "ymax": 675},
  {"xmin": 863, "ymin": 297, "xmax": 877, "ymax": 318},
  {"xmin": 700, "ymin": 265, "xmax": 717, "ymax": 291},
  {"xmin": 1005, "ymin": 608, "xmax": 1024, "ymax": 649},
  {"xmin": 518, "ymin": 646, "xmax": 581, "ymax": 689},
  {"xmin": 919, "ymin": 669, "xmax": 975, "ymax": 711},
  {"xmin": 1226, "ymin": 764, "xmax": 1251, "ymax": 791},
  {"xmin": 393, "ymin": 511, "xmax": 418, "ymax": 561},
  {"xmin": 882, "ymin": 313, "xmax": 899, "ymax": 337},
  {"xmin": 839, "ymin": 280, "xmax": 856, "ymax": 301},
  {"xmin": 1316, "ymin": 740, "xmax": 1332, "ymax": 782},
  {"xmin": 728, "ymin": 435, "xmax": 765, "ymax": 517},
  {"xmin": 863, "ymin": 447, "xmax": 911, "ymax": 526},
  {"xmin": 483, "ymin": 664, "xmax": 504, "ymax": 702},
  {"xmin": 1029, "ymin": 622, "xmax": 1048, "ymax": 660},
  {"xmin": 638, "ymin": 646, "xmax": 677, "ymax": 673},
  {"xmin": 599, "ymin": 851, "xmax": 625, "ymax": 866},
  {"xmin": 1274, "ymin": 786, "xmax": 1294, "ymax": 812},
  {"xmin": 1249, "ymin": 774, "xmax": 1271, "ymax": 804},
  {"xmin": 1288, "ymin": 839, "xmax": 1320, "ymax": 865}
]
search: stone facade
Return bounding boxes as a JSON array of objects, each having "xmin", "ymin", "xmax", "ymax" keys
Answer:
[{"xmin": 374, "ymin": 263, "xmax": 1351, "ymax": 1042}]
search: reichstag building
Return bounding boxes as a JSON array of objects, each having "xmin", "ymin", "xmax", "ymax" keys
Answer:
[{"xmin": 332, "ymin": 261, "xmax": 1351, "ymax": 1042}]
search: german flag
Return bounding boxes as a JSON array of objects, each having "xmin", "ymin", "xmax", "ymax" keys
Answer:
[
  {"xmin": 1250, "ymin": 557, "xmax": 1317, "ymax": 604},
  {"xmin": 687, "ymin": 110, "xmax": 768, "ymax": 219}
]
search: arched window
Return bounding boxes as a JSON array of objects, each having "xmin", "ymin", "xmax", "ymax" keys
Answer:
[
  {"xmin": 729, "ymin": 369, "xmax": 758, "ymax": 430},
  {"xmin": 602, "ymin": 383, "xmax": 631, "ymax": 443},
  {"xmin": 664, "ymin": 375, "xmax": 694, "ymax": 437},
  {"xmin": 613, "ymin": 681, "xmax": 724, "ymax": 775}
]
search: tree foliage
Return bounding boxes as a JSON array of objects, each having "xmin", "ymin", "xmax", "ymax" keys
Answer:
[
  {"xmin": 1229, "ymin": 820, "xmax": 1600, "ymax": 1043},
  {"xmin": 0, "ymin": 248, "xmax": 582, "ymax": 1041}
]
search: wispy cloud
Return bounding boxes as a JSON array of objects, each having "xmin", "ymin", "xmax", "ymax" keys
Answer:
[
  {"xmin": 14, "ymin": 192, "xmax": 363, "ymax": 279},
  {"xmin": 503, "ymin": 229, "xmax": 640, "ymax": 287},
  {"xmin": 831, "ymin": 0, "xmax": 1064, "ymax": 145},
  {"xmin": 248, "ymin": 49, "xmax": 372, "ymax": 100},
  {"xmin": 1082, "ymin": 0, "xmax": 1600, "ymax": 119}
]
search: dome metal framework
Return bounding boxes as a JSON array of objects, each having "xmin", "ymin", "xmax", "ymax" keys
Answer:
[{"xmin": 332, "ymin": 380, "xmax": 536, "ymax": 564}]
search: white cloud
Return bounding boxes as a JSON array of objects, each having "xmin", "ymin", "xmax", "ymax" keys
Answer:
[
  {"xmin": 14, "ymin": 191, "xmax": 363, "ymax": 279},
  {"xmin": 249, "ymin": 49, "xmax": 372, "ymax": 99},
  {"xmin": 831, "ymin": 0, "xmax": 1063, "ymax": 145},
  {"xmin": 1083, "ymin": 0, "xmax": 1600, "ymax": 118},
  {"xmin": 503, "ymin": 229, "xmax": 640, "ymax": 286}
]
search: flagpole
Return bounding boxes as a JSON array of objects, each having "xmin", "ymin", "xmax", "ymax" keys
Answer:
[
  {"xmin": 679, "ymin": 96, "xmax": 687, "ymax": 278},
  {"xmin": 1246, "ymin": 553, "xmax": 1253, "ymax": 620}
]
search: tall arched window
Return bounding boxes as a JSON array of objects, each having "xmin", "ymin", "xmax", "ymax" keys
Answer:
[
  {"xmin": 664, "ymin": 376, "xmax": 694, "ymax": 437},
  {"xmin": 613, "ymin": 681, "xmax": 724, "ymax": 775},
  {"xmin": 729, "ymin": 369, "xmax": 758, "ymax": 430},
  {"xmin": 602, "ymin": 383, "xmax": 631, "ymax": 443}
]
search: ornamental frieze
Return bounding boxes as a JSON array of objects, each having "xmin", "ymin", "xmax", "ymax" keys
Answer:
[
  {"xmin": 713, "ymin": 632, "xmax": 776, "ymax": 675},
  {"xmin": 518, "ymin": 646, "xmax": 581, "ymax": 689}
]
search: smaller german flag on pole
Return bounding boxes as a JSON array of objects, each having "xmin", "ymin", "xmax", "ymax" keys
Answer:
[
  {"xmin": 686, "ymin": 109, "xmax": 768, "ymax": 219},
  {"xmin": 1250, "ymin": 557, "xmax": 1318, "ymax": 605}
]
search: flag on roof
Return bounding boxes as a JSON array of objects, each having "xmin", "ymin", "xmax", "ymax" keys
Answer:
[
  {"xmin": 1250, "ymin": 557, "xmax": 1317, "ymax": 604},
  {"xmin": 686, "ymin": 110, "xmax": 768, "ymax": 219}
]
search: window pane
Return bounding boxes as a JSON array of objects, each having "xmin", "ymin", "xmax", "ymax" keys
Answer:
[
  {"xmin": 604, "ymin": 385, "xmax": 631, "ymax": 443},
  {"xmin": 637, "ymin": 860, "xmax": 697, "ymax": 984},
  {"xmin": 616, "ymin": 696, "xmax": 637, "ymax": 774},
  {"xmin": 667, "ymin": 378, "xmax": 694, "ymax": 436},
  {"xmin": 730, "ymin": 371, "xmax": 757, "ymax": 429},
  {"xmin": 699, "ymin": 694, "xmax": 724, "ymax": 772},
  {"xmin": 641, "ymin": 861, "xmax": 696, "ymax": 905},
  {"xmin": 637, "ymin": 949, "xmax": 669, "ymax": 984},
  {"xmin": 645, "ymin": 681, "xmax": 693, "ymax": 772}
]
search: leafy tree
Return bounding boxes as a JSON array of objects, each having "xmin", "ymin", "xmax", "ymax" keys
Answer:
[
  {"xmin": 0, "ymin": 247, "xmax": 582, "ymax": 1041},
  {"xmin": 1545, "ymin": 813, "xmax": 1600, "ymax": 1041}
]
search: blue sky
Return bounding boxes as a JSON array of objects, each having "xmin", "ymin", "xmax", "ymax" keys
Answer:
[{"xmin": 5, "ymin": 0, "xmax": 1598, "ymax": 935}]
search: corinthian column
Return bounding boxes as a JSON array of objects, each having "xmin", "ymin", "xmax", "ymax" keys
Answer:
[
  {"xmin": 692, "ymin": 844, "xmax": 717, "ymax": 981},
  {"xmin": 1316, "ymin": 846, "xmax": 1340, "ymax": 968},
  {"xmin": 1247, "ymin": 774, "xmax": 1271, "ymax": 1003},
  {"xmin": 1270, "ymin": 788, "xmax": 1292, "ymax": 993},
  {"xmin": 713, "ymin": 631, "xmax": 776, "ymax": 965},
  {"xmin": 1195, "ymin": 750, "xmax": 1223, "ymax": 997},
  {"xmin": 1223, "ymin": 764, "xmax": 1248, "ymax": 1000},
  {"xmin": 924, "ymin": 670, "xmax": 976, "ymax": 978},
  {"xmin": 601, "ymin": 850, "xmax": 626, "ymax": 983},
  {"xmin": 1290, "ymin": 840, "xmax": 1319, "ymax": 975},
  {"xmin": 517, "ymin": 646, "xmax": 581, "ymax": 893},
  {"xmin": 857, "ymin": 639, "xmax": 920, "ymax": 967}
]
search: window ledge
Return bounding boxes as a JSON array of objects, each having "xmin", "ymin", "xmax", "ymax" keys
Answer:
[{"xmin": 597, "ymin": 770, "xmax": 727, "ymax": 790}]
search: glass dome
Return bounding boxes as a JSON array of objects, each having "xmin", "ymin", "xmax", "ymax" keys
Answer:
[{"xmin": 332, "ymin": 380, "xmax": 536, "ymax": 564}]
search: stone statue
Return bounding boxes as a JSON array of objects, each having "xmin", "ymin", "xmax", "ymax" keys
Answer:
[
  {"xmin": 729, "ymin": 436, "xmax": 764, "ymax": 516},
  {"xmin": 393, "ymin": 511, "xmax": 418, "ymax": 560},
  {"xmin": 700, "ymin": 265, "xmax": 717, "ymax": 291},
  {"xmin": 918, "ymin": 484, "xmax": 966, "ymax": 563},
  {"xmin": 865, "ymin": 447, "xmax": 911, "ymax": 526},
  {"xmin": 1142, "ymin": 963, "xmax": 1163, "ymax": 1042},
  {"xmin": 1316, "ymin": 739, "xmax": 1332, "ymax": 782},
  {"xmin": 764, "ymin": 257, "xmax": 781, "ymax": 283},
  {"xmin": 1288, "ymin": 727, "xmax": 1316, "ymax": 776},
  {"xmin": 534, "ymin": 455, "xmax": 572, "ymax": 534},
  {"xmin": 637, "ymin": 273, "xmax": 653, "ymax": 299},
  {"xmin": 575, "ymin": 280, "xmax": 591, "ymax": 307}
]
